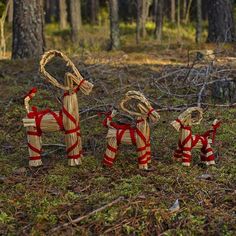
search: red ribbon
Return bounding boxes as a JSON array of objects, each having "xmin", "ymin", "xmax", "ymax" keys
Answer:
[{"xmin": 24, "ymin": 87, "xmax": 37, "ymax": 99}]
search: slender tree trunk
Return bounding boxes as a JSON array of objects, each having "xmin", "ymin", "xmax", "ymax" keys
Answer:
[
  {"xmin": 154, "ymin": 0, "xmax": 163, "ymax": 41},
  {"xmin": 207, "ymin": 0, "xmax": 235, "ymax": 42},
  {"xmin": 182, "ymin": 0, "xmax": 187, "ymax": 20},
  {"xmin": 153, "ymin": 0, "xmax": 158, "ymax": 22},
  {"xmin": 49, "ymin": 0, "xmax": 59, "ymax": 22},
  {"xmin": 184, "ymin": 0, "xmax": 193, "ymax": 24},
  {"xmin": 141, "ymin": 0, "xmax": 148, "ymax": 38},
  {"xmin": 171, "ymin": 0, "xmax": 176, "ymax": 23},
  {"xmin": 195, "ymin": 0, "xmax": 202, "ymax": 43},
  {"xmin": 136, "ymin": 0, "xmax": 142, "ymax": 44},
  {"xmin": 90, "ymin": 0, "xmax": 99, "ymax": 25},
  {"xmin": 109, "ymin": 0, "xmax": 120, "ymax": 50},
  {"xmin": 7, "ymin": 0, "xmax": 13, "ymax": 23},
  {"xmin": 45, "ymin": 0, "xmax": 51, "ymax": 23},
  {"xmin": 69, "ymin": 0, "xmax": 82, "ymax": 43},
  {"xmin": 59, "ymin": 0, "xmax": 68, "ymax": 29},
  {"xmin": 12, "ymin": 0, "xmax": 44, "ymax": 59},
  {"xmin": 177, "ymin": 0, "xmax": 180, "ymax": 27}
]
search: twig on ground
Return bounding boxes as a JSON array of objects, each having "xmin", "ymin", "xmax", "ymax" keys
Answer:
[
  {"xmin": 197, "ymin": 82, "xmax": 206, "ymax": 107},
  {"xmin": 51, "ymin": 196, "xmax": 125, "ymax": 232}
]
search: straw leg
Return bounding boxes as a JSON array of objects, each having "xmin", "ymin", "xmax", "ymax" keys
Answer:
[
  {"xmin": 200, "ymin": 146, "xmax": 207, "ymax": 164},
  {"xmin": 146, "ymin": 140, "xmax": 151, "ymax": 164},
  {"xmin": 181, "ymin": 143, "xmax": 192, "ymax": 167},
  {"xmin": 27, "ymin": 127, "xmax": 43, "ymax": 167},
  {"xmin": 103, "ymin": 137, "xmax": 118, "ymax": 167},
  {"xmin": 65, "ymin": 132, "xmax": 82, "ymax": 166},
  {"xmin": 173, "ymin": 145, "xmax": 183, "ymax": 162},
  {"xmin": 179, "ymin": 129, "xmax": 192, "ymax": 167},
  {"xmin": 137, "ymin": 137, "xmax": 148, "ymax": 170},
  {"xmin": 203, "ymin": 142, "xmax": 215, "ymax": 165},
  {"xmin": 77, "ymin": 133, "xmax": 83, "ymax": 159},
  {"xmin": 182, "ymin": 149, "xmax": 192, "ymax": 167}
]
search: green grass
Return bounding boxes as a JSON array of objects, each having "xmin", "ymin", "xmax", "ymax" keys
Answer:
[{"xmin": 0, "ymin": 27, "xmax": 235, "ymax": 234}]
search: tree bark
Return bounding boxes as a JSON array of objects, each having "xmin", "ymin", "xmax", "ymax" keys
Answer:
[
  {"xmin": 177, "ymin": 0, "xmax": 180, "ymax": 27},
  {"xmin": 69, "ymin": 0, "xmax": 82, "ymax": 43},
  {"xmin": 195, "ymin": 0, "xmax": 202, "ymax": 43},
  {"xmin": 109, "ymin": 0, "xmax": 120, "ymax": 50},
  {"xmin": 207, "ymin": 0, "xmax": 235, "ymax": 42},
  {"xmin": 12, "ymin": 0, "xmax": 44, "ymax": 59},
  {"xmin": 136, "ymin": 0, "xmax": 141, "ymax": 44},
  {"xmin": 154, "ymin": 0, "xmax": 163, "ymax": 41},
  {"xmin": 7, "ymin": 0, "xmax": 13, "ymax": 23},
  {"xmin": 184, "ymin": 0, "xmax": 193, "ymax": 24},
  {"xmin": 182, "ymin": 0, "xmax": 187, "ymax": 20},
  {"xmin": 171, "ymin": 0, "xmax": 175, "ymax": 23},
  {"xmin": 90, "ymin": 0, "xmax": 99, "ymax": 25},
  {"xmin": 141, "ymin": 0, "xmax": 148, "ymax": 38},
  {"xmin": 59, "ymin": 0, "xmax": 68, "ymax": 29}
]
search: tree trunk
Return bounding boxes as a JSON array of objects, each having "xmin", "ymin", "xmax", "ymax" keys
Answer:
[
  {"xmin": 171, "ymin": 0, "xmax": 175, "ymax": 23},
  {"xmin": 184, "ymin": 0, "xmax": 193, "ymax": 24},
  {"xmin": 7, "ymin": 0, "xmax": 13, "ymax": 23},
  {"xmin": 59, "ymin": 0, "xmax": 68, "ymax": 29},
  {"xmin": 182, "ymin": 0, "xmax": 187, "ymax": 20},
  {"xmin": 44, "ymin": 0, "xmax": 51, "ymax": 23},
  {"xmin": 109, "ymin": 0, "xmax": 120, "ymax": 50},
  {"xmin": 177, "ymin": 0, "xmax": 180, "ymax": 27},
  {"xmin": 207, "ymin": 0, "xmax": 235, "ymax": 42},
  {"xmin": 12, "ymin": 0, "xmax": 44, "ymax": 59},
  {"xmin": 90, "ymin": 0, "xmax": 99, "ymax": 25},
  {"xmin": 136, "ymin": 0, "xmax": 141, "ymax": 44},
  {"xmin": 154, "ymin": 0, "xmax": 163, "ymax": 41},
  {"xmin": 195, "ymin": 0, "xmax": 202, "ymax": 43},
  {"xmin": 69, "ymin": 0, "xmax": 82, "ymax": 43},
  {"xmin": 141, "ymin": 0, "xmax": 148, "ymax": 38}
]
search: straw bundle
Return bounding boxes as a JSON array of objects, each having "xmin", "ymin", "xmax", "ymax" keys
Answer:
[
  {"xmin": 171, "ymin": 107, "xmax": 203, "ymax": 131},
  {"xmin": 40, "ymin": 50, "xmax": 93, "ymax": 94},
  {"xmin": 63, "ymin": 75, "xmax": 82, "ymax": 166},
  {"xmin": 103, "ymin": 91, "xmax": 160, "ymax": 169},
  {"xmin": 27, "ymin": 126, "xmax": 43, "ymax": 167},
  {"xmin": 23, "ymin": 112, "xmax": 61, "ymax": 132},
  {"xmin": 171, "ymin": 107, "xmax": 220, "ymax": 166},
  {"xmin": 23, "ymin": 50, "xmax": 93, "ymax": 167}
]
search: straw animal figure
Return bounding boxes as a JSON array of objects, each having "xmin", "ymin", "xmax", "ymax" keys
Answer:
[
  {"xmin": 102, "ymin": 91, "xmax": 160, "ymax": 170},
  {"xmin": 171, "ymin": 107, "xmax": 221, "ymax": 166},
  {"xmin": 22, "ymin": 50, "xmax": 93, "ymax": 167}
]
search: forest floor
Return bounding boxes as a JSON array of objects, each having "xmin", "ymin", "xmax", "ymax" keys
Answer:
[{"xmin": 0, "ymin": 37, "xmax": 236, "ymax": 235}]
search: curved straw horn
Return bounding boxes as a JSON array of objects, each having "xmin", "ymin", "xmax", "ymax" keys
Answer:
[
  {"xmin": 39, "ymin": 50, "xmax": 85, "ymax": 91},
  {"xmin": 120, "ymin": 90, "xmax": 150, "ymax": 117},
  {"xmin": 179, "ymin": 107, "xmax": 203, "ymax": 124}
]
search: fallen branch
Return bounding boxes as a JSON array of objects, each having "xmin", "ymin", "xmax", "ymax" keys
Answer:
[
  {"xmin": 51, "ymin": 196, "xmax": 125, "ymax": 232},
  {"xmin": 197, "ymin": 82, "xmax": 206, "ymax": 107}
]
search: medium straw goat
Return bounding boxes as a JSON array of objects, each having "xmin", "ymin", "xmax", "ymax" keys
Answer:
[
  {"xmin": 22, "ymin": 50, "xmax": 93, "ymax": 167},
  {"xmin": 102, "ymin": 91, "xmax": 160, "ymax": 170},
  {"xmin": 171, "ymin": 107, "xmax": 221, "ymax": 166}
]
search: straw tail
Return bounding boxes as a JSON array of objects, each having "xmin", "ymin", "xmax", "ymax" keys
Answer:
[
  {"xmin": 24, "ymin": 87, "xmax": 37, "ymax": 113},
  {"xmin": 203, "ymin": 119, "xmax": 221, "ymax": 144}
]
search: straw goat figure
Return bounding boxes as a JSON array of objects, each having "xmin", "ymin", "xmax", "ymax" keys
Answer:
[
  {"xmin": 102, "ymin": 91, "xmax": 160, "ymax": 170},
  {"xmin": 171, "ymin": 107, "xmax": 221, "ymax": 166},
  {"xmin": 22, "ymin": 50, "xmax": 93, "ymax": 167}
]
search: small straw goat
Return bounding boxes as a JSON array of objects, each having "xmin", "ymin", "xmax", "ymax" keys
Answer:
[
  {"xmin": 102, "ymin": 91, "xmax": 160, "ymax": 170},
  {"xmin": 22, "ymin": 50, "xmax": 93, "ymax": 167},
  {"xmin": 171, "ymin": 107, "xmax": 221, "ymax": 166}
]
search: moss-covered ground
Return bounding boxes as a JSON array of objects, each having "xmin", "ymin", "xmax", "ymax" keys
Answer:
[{"xmin": 0, "ymin": 24, "xmax": 236, "ymax": 235}]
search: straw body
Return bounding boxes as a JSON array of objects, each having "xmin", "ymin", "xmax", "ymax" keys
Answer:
[
  {"xmin": 171, "ymin": 107, "xmax": 220, "ymax": 166},
  {"xmin": 23, "ymin": 50, "xmax": 93, "ymax": 167},
  {"xmin": 103, "ymin": 91, "xmax": 160, "ymax": 170}
]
